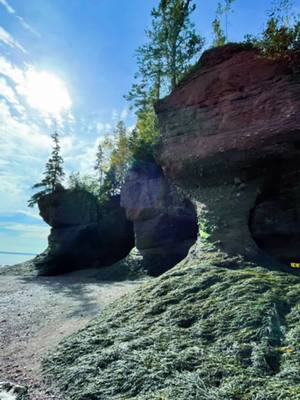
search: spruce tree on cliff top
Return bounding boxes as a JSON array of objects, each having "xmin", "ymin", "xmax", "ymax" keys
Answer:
[{"xmin": 28, "ymin": 131, "xmax": 65, "ymax": 207}]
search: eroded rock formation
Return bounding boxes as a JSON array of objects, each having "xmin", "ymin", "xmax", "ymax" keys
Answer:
[
  {"xmin": 43, "ymin": 45, "xmax": 300, "ymax": 400},
  {"xmin": 36, "ymin": 190, "xmax": 134, "ymax": 275},
  {"xmin": 32, "ymin": 164, "xmax": 197, "ymax": 277},
  {"xmin": 155, "ymin": 43, "xmax": 300, "ymax": 270},
  {"xmin": 121, "ymin": 161, "xmax": 198, "ymax": 275}
]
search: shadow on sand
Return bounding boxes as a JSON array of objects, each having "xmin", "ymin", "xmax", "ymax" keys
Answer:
[{"xmin": 18, "ymin": 264, "xmax": 147, "ymax": 318}]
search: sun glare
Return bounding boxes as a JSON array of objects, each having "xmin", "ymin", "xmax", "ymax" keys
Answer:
[{"xmin": 25, "ymin": 69, "xmax": 72, "ymax": 117}]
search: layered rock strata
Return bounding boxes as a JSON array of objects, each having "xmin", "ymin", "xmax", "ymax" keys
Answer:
[{"xmin": 155, "ymin": 44, "xmax": 300, "ymax": 270}]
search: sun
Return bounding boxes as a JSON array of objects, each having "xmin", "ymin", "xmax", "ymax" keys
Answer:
[{"xmin": 24, "ymin": 69, "xmax": 72, "ymax": 117}]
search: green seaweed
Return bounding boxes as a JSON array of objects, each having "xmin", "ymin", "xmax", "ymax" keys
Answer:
[{"xmin": 43, "ymin": 250, "xmax": 300, "ymax": 400}]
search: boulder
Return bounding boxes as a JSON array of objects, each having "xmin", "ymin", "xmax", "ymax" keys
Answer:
[
  {"xmin": 36, "ymin": 191, "xmax": 134, "ymax": 275},
  {"xmin": 155, "ymin": 43, "xmax": 300, "ymax": 270},
  {"xmin": 121, "ymin": 161, "xmax": 198, "ymax": 275}
]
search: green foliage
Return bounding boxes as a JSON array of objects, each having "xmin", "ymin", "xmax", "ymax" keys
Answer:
[
  {"xmin": 155, "ymin": 0, "xmax": 204, "ymax": 90},
  {"xmin": 128, "ymin": 106, "xmax": 160, "ymax": 161},
  {"xmin": 212, "ymin": 17, "xmax": 226, "ymax": 47},
  {"xmin": 212, "ymin": 0, "xmax": 235, "ymax": 47},
  {"xmin": 125, "ymin": 1, "xmax": 203, "ymax": 167},
  {"xmin": 70, "ymin": 121, "xmax": 132, "ymax": 203},
  {"xmin": 259, "ymin": 17, "xmax": 300, "ymax": 57},
  {"xmin": 109, "ymin": 121, "xmax": 131, "ymax": 185},
  {"xmin": 28, "ymin": 131, "xmax": 65, "ymax": 207},
  {"xmin": 68, "ymin": 172, "xmax": 100, "ymax": 198},
  {"xmin": 125, "ymin": 19, "xmax": 165, "ymax": 112},
  {"xmin": 127, "ymin": 0, "xmax": 203, "ymax": 112},
  {"xmin": 245, "ymin": 0, "xmax": 300, "ymax": 57}
]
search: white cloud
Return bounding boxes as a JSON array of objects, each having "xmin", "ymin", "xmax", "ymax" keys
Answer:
[
  {"xmin": 0, "ymin": 76, "xmax": 25, "ymax": 114},
  {"xmin": 96, "ymin": 122, "xmax": 104, "ymax": 132},
  {"xmin": 0, "ymin": 56, "xmax": 26, "ymax": 87},
  {"xmin": 120, "ymin": 107, "xmax": 128, "ymax": 120},
  {"xmin": 20, "ymin": 68, "xmax": 72, "ymax": 118},
  {"xmin": 112, "ymin": 107, "xmax": 129, "ymax": 122},
  {"xmin": 0, "ymin": 26, "xmax": 27, "ymax": 53},
  {"xmin": 112, "ymin": 108, "xmax": 118, "ymax": 121},
  {"xmin": 16, "ymin": 209, "xmax": 41, "ymax": 220},
  {"xmin": 17, "ymin": 17, "xmax": 40, "ymax": 37},
  {"xmin": 0, "ymin": 0, "xmax": 13, "ymax": 13},
  {"xmin": 0, "ymin": 56, "xmax": 72, "ymax": 125},
  {"xmin": 0, "ymin": 98, "xmax": 52, "ymax": 213},
  {"xmin": 0, "ymin": 0, "xmax": 40, "ymax": 37},
  {"xmin": 0, "ymin": 221, "xmax": 49, "ymax": 238}
]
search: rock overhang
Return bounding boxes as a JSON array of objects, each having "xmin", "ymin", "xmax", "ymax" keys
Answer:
[
  {"xmin": 155, "ymin": 43, "xmax": 300, "ymax": 187},
  {"xmin": 155, "ymin": 43, "xmax": 300, "ymax": 269}
]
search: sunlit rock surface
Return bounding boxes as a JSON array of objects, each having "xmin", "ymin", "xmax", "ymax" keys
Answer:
[{"xmin": 156, "ymin": 43, "xmax": 300, "ymax": 269}]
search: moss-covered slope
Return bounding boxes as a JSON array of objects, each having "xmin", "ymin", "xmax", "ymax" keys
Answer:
[{"xmin": 44, "ymin": 252, "xmax": 300, "ymax": 400}]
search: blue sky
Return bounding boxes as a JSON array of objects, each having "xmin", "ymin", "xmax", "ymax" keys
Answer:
[{"xmin": 0, "ymin": 0, "xmax": 299, "ymax": 264}]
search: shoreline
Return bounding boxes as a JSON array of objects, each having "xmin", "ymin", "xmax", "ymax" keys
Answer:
[{"xmin": 0, "ymin": 265, "xmax": 146, "ymax": 399}]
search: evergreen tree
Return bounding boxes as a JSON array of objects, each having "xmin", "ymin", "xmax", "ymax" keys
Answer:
[{"xmin": 28, "ymin": 131, "xmax": 65, "ymax": 207}]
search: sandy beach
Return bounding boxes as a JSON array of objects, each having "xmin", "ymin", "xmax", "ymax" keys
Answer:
[{"xmin": 0, "ymin": 268, "xmax": 143, "ymax": 399}]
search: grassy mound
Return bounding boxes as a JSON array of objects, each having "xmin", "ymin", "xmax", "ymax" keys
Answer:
[{"xmin": 44, "ymin": 252, "xmax": 300, "ymax": 399}]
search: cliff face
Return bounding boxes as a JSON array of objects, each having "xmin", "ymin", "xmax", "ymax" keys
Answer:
[
  {"xmin": 155, "ymin": 43, "xmax": 300, "ymax": 270},
  {"xmin": 44, "ymin": 46, "xmax": 300, "ymax": 400},
  {"xmin": 36, "ymin": 190, "xmax": 134, "ymax": 275},
  {"xmin": 120, "ymin": 161, "xmax": 197, "ymax": 276}
]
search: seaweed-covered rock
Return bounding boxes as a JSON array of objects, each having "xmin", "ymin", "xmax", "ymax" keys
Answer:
[
  {"xmin": 36, "ymin": 192, "xmax": 134, "ymax": 275},
  {"xmin": 44, "ymin": 255, "xmax": 300, "ymax": 400},
  {"xmin": 121, "ymin": 161, "xmax": 197, "ymax": 276},
  {"xmin": 155, "ymin": 43, "xmax": 300, "ymax": 270}
]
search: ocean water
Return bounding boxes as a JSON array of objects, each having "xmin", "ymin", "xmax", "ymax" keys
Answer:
[{"xmin": 0, "ymin": 252, "xmax": 36, "ymax": 267}]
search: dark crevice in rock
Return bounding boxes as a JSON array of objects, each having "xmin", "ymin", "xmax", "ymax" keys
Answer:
[{"xmin": 250, "ymin": 158, "xmax": 300, "ymax": 268}]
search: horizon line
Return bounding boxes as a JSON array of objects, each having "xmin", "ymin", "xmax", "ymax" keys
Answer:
[{"xmin": 0, "ymin": 251, "xmax": 37, "ymax": 256}]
